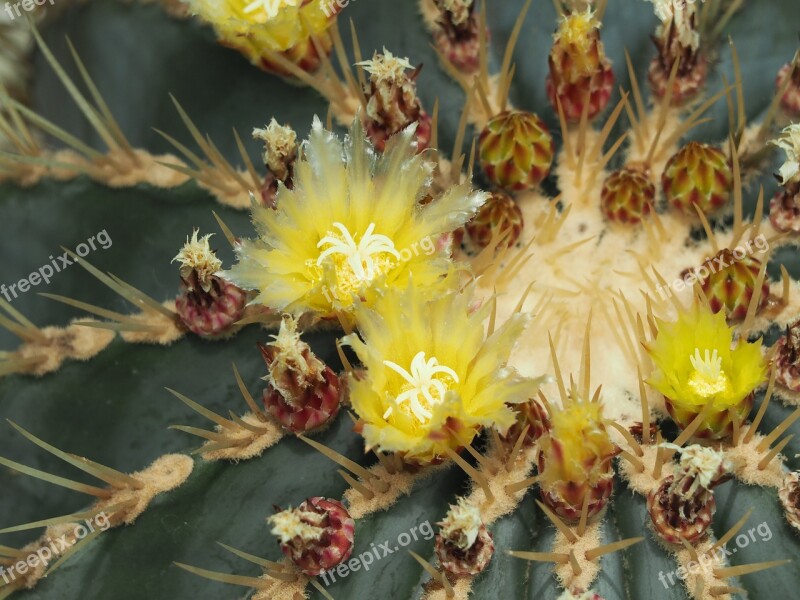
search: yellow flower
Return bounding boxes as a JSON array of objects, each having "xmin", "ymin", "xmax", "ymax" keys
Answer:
[
  {"xmin": 343, "ymin": 281, "xmax": 544, "ymax": 464},
  {"xmin": 225, "ymin": 117, "xmax": 486, "ymax": 320},
  {"xmin": 185, "ymin": 0, "xmax": 336, "ymax": 71},
  {"xmin": 538, "ymin": 396, "xmax": 617, "ymax": 520},
  {"xmin": 646, "ymin": 303, "xmax": 766, "ymax": 438}
]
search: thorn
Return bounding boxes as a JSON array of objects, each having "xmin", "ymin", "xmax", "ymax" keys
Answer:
[
  {"xmin": 408, "ymin": 551, "xmax": 454, "ymax": 597},
  {"xmin": 713, "ymin": 559, "xmax": 790, "ymax": 579},
  {"xmin": 584, "ymin": 537, "xmax": 644, "ymax": 562},
  {"xmin": 504, "ymin": 475, "xmax": 538, "ymax": 496},
  {"xmin": 507, "ymin": 549, "xmax": 569, "ymax": 564},
  {"xmin": 536, "ymin": 500, "xmax": 577, "ymax": 544}
]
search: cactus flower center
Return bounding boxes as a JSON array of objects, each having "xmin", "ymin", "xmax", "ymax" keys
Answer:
[
  {"xmin": 316, "ymin": 222, "xmax": 401, "ymax": 299},
  {"xmin": 243, "ymin": 0, "xmax": 299, "ymax": 20},
  {"xmin": 382, "ymin": 351, "xmax": 460, "ymax": 423},
  {"xmin": 688, "ymin": 348, "xmax": 732, "ymax": 398}
]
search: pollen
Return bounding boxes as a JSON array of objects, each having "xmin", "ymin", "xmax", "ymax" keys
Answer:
[
  {"xmin": 687, "ymin": 348, "xmax": 732, "ymax": 398},
  {"xmin": 382, "ymin": 351, "xmax": 460, "ymax": 423}
]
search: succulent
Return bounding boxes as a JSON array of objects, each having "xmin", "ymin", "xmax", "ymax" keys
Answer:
[{"xmin": 2, "ymin": 2, "xmax": 800, "ymax": 600}]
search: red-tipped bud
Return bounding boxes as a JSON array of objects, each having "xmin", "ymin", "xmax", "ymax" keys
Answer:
[
  {"xmin": 601, "ymin": 167, "xmax": 655, "ymax": 225},
  {"xmin": 662, "ymin": 142, "xmax": 732, "ymax": 216},
  {"xmin": 478, "ymin": 111, "xmax": 554, "ymax": 191},
  {"xmin": 546, "ymin": 9, "xmax": 614, "ymax": 122}
]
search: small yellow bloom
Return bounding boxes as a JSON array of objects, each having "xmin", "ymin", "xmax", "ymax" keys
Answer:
[
  {"xmin": 185, "ymin": 0, "xmax": 336, "ymax": 71},
  {"xmin": 538, "ymin": 395, "xmax": 617, "ymax": 519},
  {"xmin": 225, "ymin": 117, "xmax": 486, "ymax": 320},
  {"xmin": 646, "ymin": 303, "xmax": 766, "ymax": 438},
  {"xmin": 343, "ymin": 281, "xmax": 544, "ymax": 464},
  {"xmin": 771, "ymin": 123, "xmax": 800, "ymax": 185}
]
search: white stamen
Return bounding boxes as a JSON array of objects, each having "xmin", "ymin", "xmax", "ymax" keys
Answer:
[
  {"xmin": 383, "ymin": 351, "xmax": 459, "ymax": 423},
  {"xmin": 689, "ymin": 348, "xmax": 722, "ymax": 380},
  {"xmin": 316, "ymin": 222, "xmax": 401, "ymax": 283}
]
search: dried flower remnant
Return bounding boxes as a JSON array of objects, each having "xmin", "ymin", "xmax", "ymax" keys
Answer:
[
  {"xmin": 253, "ymin": 119, "xmax": 297, "ymax": 207},
  {"xmin": 435, "ymin": 497, "xmax": 494, "ymax": 575},
  {"xmin": 172, "ymin": 230, "xmax": 247, "ymax": 337},
  {"xmin": 769, "ymin": 124, "xmax": 800, "ymax": 233},
  {"xmin": 432, "ymin": 0, "xmax": 483, "ymax": 73},
  {"xmin": 259, "ymin": 316, "xmax": 341, "ymax": 432},
  {"xmin": 647, "ymin": 0, "xmax": 708, "ymax": 102},
  {"xmin": 774, "ymin": 320, "xmax": 800, "ymax": 393},
  {"xmin": 269, "ymin": 497, "xmax": 355, "ymax": 576},
  {"xmin": 358, "ymin": 49, "xmax": 432, "ymax": 152},
  {"xmin": 779, "ymin": 471, "xmax": 800, "ymax": 533},
  {"xmin": 648, "ymin": 444, "xmax": 728, "ymax": 543}
]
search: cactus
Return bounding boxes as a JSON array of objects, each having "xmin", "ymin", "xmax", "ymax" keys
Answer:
[{"xmin": 1, "ymin": 1, "xmax": 800, "ymax": 600}]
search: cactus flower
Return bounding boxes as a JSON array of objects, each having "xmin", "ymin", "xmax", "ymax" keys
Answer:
[
  {"xmin": 184, "ymin": 0, "xmax": 340, "ymax": 74},
  {"xmin": 224, "ymin": 117, "xmax": 486, "ymax": 321},
  {"xmin": 344, "ymin": 281, "xmax": 544, "ymax": 465},
  {"xmin": 646, "ymin": 303, "xmax": 766, "ymax": 439}
]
